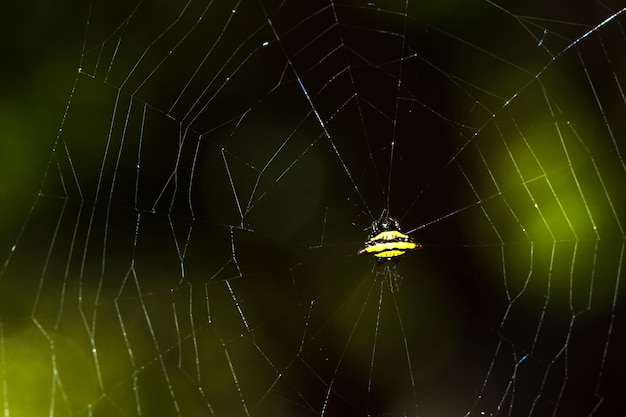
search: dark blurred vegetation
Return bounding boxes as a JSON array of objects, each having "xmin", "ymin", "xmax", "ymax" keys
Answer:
[
  {"xmin": 2, "ymin": 1, "xmax": 626, "ymax": 416},
  {"xmin": 1, "ymin": 0, "xmax": 83, "ymax": 240}
]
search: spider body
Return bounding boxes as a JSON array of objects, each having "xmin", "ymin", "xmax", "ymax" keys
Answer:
[{"xmin": 358, "ymin": 212, "xmax": 422, "ymax": 265}]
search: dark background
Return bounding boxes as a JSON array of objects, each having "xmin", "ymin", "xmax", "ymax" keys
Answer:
[{"xmin": 1, "ymin": 1, "xmax": 625, "ymax": 416}]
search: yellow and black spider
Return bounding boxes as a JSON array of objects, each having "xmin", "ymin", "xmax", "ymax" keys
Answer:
[{"xmin": 358, "ymin": 211, "xmax": 423, "ymax": 265}]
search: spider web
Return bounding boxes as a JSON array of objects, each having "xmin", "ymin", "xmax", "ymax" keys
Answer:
[{"xmin": 1, "ymin": 0, "xmax": 625, "ymax": 416}]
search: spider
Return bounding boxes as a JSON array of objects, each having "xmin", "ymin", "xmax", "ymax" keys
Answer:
[{"xmin": 358, "ymin": 211, "xmax": 423, "ymax": 265}]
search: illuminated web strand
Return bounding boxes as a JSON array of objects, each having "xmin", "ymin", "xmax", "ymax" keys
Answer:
[
  {"xmin": 244, "ymin": 114, "xmax": 319, "ymax": 216},
  {"xmin": 169, "ymin": 1, "xmax": 240, "ymax": 114},
  {"xmin": 118, "ymin": 1, "xmax": 195, "ymax": 93},
  {"xmin": 133, "ymin": 267, "xmax": 182, "ymax": 417},
  {"xmin": 385, "ymin": 0, "xmax": 409, "ymax": 216},
  {"xmin": 320, "ymin": 275, "xmax": 378, "ymax": 416},
  {"xmin": 327, "ymin": 2, "xmax": 387, "ymax": 206},
  {"xmin": 2, "ymin": 2, "xmax": 625, "ymax": 417},
  {"xmin": 405, "ymin": 7, "xmax": 626, "ymax": 226},
  {"xmin": 595, "ymin": 239, "xmax": 624, "ymax": 393},
  {"xmin": 218, "ymin": 333, "xmax": 251, "ymax": 416},
  {"xmin": 366, "ymin": 278, "xmax": 385, "ymax": 410},
  {"xmin": 180, "ymin": 5, "xmax": 279, "ymax": 132},
  {"xmin": 258, "ymin": 0, "xmax": 373, "ymax": 219},
  {"xmin": 391, "ymin": 288, "xmax": 419, "ymax": 416}
]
